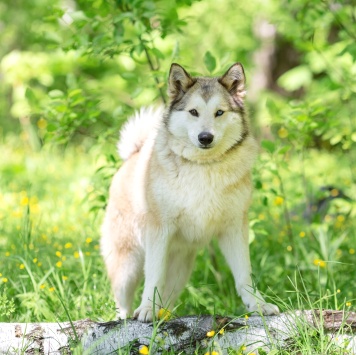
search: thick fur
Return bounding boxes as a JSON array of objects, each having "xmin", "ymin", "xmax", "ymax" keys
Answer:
[{"xmin": 101, "ymin": 63, "xmax": 279, "ymax": 322}]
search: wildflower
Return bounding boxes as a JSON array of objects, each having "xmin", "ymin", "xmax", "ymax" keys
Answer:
[
  {"xmin": 62, "ymin": 276, "xmax": 68, "ymax": 281},
  {"xmin": 337, "ymin": 289, "xmax": 341, "ymax": 293},
  {"xmin": 74, "ymin": 251, "xmax": 80, "ymax": 259},
  {"xmin": 258, "ymin": 213, "xmax": 265, "ymax": 220},
  {"xmin": 349, "ymin": 248, "xmax": 355, "ymax": 255},
  {"xmin": 33, "ymin": 258, "xmax": 38, "ymax": 263},
  {"xmin": 55, "ymin": 251, "xmax": 62, "ymax": 257},
  {"xmin": 204, "ymin": 352, "xmax": 219, "ymax": 355},
  {"xmin": 330, "ymin": 189, "xmax": 339, "ymax": 197},
  {"xmin": 62, "ymin": 256, "xmax": 67, "ymax": 261},
  {"xmin": 299, "ymin": 231, "xmax": 306, "ymax": 238},
  {"xmin": 278, "ymin": 127, "xmax": 288, "ymax": 139},
  {"xmin": 336, "ymin": 215, "xmax": 345, "ymax": 223},
  {"xmin": 64, "ymin": 242, "xmax": 73, "ymax": 249},
  {"xmin": 40, "ymin": 284, "xmax": 45, "ymax": 289},
  {"xmin": 218, "ymin": 328, "xmax": 225, "ymax": 335},
  {"xmin": 158, "ymin": 308, "xmax": 171, "ymax": 321},
  {"xmin": 0, "ymin": 273, "xmax": 2, "ymax": 277},
  {"xmin": 346, "ymin": 302, "xmax": 351, "ymax": 307},
  {"xmin": 5, "ymin": 252, "xmax": 10, "ymax": 257},
  {"xmin": 244, "ymin": 315, "xmax": 249, "ymax": 320},
  {"xmin": 37, "ymin": 118, "xmax": 47, "ymax": 129},
  {"xmin": 56, "ymin": 261, "xmax": 62, "ymax": 268},
  {"xmin": 313, "ymin": 259, "xmax": 326, "ymax": 268},
  {"xmin": 85, "ymin": 252, "xmax": 91, "ymax": 256},
  {"xmin": 206, "ymin": 330, "xmax": 215, "ymax": 337},
  {"xmin": 20, "ymin": 196, "xmax": 29, "ymax": 206},
  {"xmin": 2, "ymin": 278, "xmax": 8, "ymax": 283},
  {"xmin": 287, "ymin": 245, "xmax": 292, "ymax": 252},
  {"xmin": 94, "ymin": 245, "xmax": 100, "ymax": 250},
  {"xmin": 85, "ymin": 237, "xmax": 93, "ymax": 244},
  {"xmin": 19, "ymin": 264, "xmax": 25, "ymax": 270},
  {"xmin": 49, "ymin": 287, "xmax": 55, "ymax": 292},
  {"xmin": 274, "ymin": 196, "xmax": 284, "ymax": 206},
  {"xmin": 53, "ymin": 226, "xmax": 59, "ymax": 233},
  {"xmin": 37, "ymin": 262, "xmax": 42, "ymax": 267},
  {"xmin": 138, "ymin": 345, "xmax": 149, "ymax": 354}
]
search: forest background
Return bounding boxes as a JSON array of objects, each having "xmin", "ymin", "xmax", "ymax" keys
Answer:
[{"xmin": 0, "ymin": 0, "xmax": 355, "ymax": 346}]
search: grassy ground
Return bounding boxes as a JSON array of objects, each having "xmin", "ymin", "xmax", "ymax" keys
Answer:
[{"xmin": 0, "ymin": 132, "xmax": 355, "ymax": 354}]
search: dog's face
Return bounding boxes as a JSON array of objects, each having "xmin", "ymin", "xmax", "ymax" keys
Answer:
[{"xmin": 166, "ymin": 63, "xmax": 249, "ymax": 163}]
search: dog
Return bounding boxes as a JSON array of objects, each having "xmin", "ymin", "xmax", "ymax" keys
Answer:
[{"xmin": 101, "ymin": 63, "xmax": 279, "ymax": 322}]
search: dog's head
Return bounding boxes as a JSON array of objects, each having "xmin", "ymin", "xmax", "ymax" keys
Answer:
[{"xmin": 165, "ymin": 63, "xmax": 249, "ymax": 163}]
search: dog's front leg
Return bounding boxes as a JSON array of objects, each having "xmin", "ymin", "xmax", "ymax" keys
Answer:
[
  {"xmin": 133, "ymin": 229, "xmax": 171, "ymax": 322},
  {"xmin": 218, "ymin": 216, "xmax": 279, "ymax": 316}
]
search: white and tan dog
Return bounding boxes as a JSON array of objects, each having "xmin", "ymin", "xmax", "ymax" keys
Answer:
[{"xmin": 101, "ymin": 63, "xmax": 279, "ymax": 322}]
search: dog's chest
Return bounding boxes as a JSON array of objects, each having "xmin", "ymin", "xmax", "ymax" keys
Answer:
[{"xmin": 156, "ymin": 163, "xmax": 249, "ymax": 242}]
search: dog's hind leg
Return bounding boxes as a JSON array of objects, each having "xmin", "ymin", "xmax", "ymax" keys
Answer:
[{"xmin": 161, "ymin": 249, "xmax": 196, "ymax": 311}]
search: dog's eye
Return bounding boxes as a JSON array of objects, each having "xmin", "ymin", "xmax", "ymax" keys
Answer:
[
  {"xmin": 189, "ymin": 109, "xmax": 199, "ymax": 117},
  {"xmin": 215, "ymin": 110, "xmax": 224, "ymax": 117}
]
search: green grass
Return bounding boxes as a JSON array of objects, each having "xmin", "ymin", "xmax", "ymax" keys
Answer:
[{"xmin": 0, "ymin": 133, "xmax": 355, "ymax": 354}]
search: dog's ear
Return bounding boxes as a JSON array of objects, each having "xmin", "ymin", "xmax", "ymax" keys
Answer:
[
  {"xmin": 168, "ymin": 63, "xmax": 195, "ymax": 100},
  {"xmin": 219, "ymin": 63, "xmax": 246, "ymax": 99}
]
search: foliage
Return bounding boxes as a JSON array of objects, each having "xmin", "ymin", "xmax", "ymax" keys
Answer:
[{"xmin": 0, "ymin": 0, "xmax": 355, "ymax": 353}]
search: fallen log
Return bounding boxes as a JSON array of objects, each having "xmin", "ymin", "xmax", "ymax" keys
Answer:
[{"xmin": 0, "ymin": 310, "xmax": 355, "ymax": 354}]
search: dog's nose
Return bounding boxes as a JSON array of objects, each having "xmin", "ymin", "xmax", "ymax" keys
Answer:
[{"xmin": 198, "ymin": 132, "xmax": 214, "ymax": 145}]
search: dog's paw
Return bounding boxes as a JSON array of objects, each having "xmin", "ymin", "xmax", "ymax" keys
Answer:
[
  {"xmin": 248, "ymin": 302, "xmax": 279, "ymax": 316},
  {"xmin": 133, "ymin": 305, "xmax": 154, "ymax": 322}
]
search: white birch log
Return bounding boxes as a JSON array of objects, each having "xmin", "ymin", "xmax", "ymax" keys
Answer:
[{"xmin": 0, "ymin": 310, "xmax": 355, "ymax": 354}]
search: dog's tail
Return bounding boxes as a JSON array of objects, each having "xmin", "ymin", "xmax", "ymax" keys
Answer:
[{"xmin": 117, "ymin": 106, "xmax": 164, "ymax": 161}]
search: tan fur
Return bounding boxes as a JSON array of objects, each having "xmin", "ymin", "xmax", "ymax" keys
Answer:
[{"xmin": 101, "ymin": 63, "xmax": 279, "ymax": 322}]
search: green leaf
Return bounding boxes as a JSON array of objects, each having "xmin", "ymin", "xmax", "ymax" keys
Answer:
[
  {"xmin": 277, "ymin": 65, "xmax": 312, "ymax": 91},
  {"xmin": 261, "ymin": 140, "xmax": 276, "ymax": 154},
  {"xmin": 204, "ymin": 51, "xmax": 216, "ymax": 73},
  {"xmin": 25, "ymin": 88, "xmax": 36, "ymax": 104}
]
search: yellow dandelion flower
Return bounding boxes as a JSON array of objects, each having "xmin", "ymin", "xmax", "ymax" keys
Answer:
[
  {"xmin": 85, "ymin": 252, "xmax": 91, "ymax": 256},
  {"xmin": 274, "ymin": 196, "xmax": 284, "ymax": 206},
  {"xmin": 299, "ymin": 231, "xmax": 306, "ymax": 238},
  {"xmin": 287, "ymin": 245, "xmax": 293, "ymax": 252},
  {"xmin": 64, "ymin": 242, "xmax": 73, "ymax": 249},
  {"xmin": 206, "ymin": 330, "xmax": 215, "ymax": 337},
  {"xmin": 40, "ymin": 284, "xmax": 46, "ymax": 289},
  {"xmin": 0, "ymin": 273, "xmax": 2, "ymax": 277},
  {"xmin": 241, "ymin": 346, "xmax": 247, "ymax": 351},
  {"xmin": 330, "ymin": 189, "xmax": 339, "ymax": 197},
  {"xmin": 62, "ymin": 256, "xmax": 67, "ymax": 261},
  {"xmin": 29, "ymin": 243, "xmax": 34, "ymax": 250},
  {"xmin": 56, "ymin": 261, "xmax": 62, "ymax": 268},
  {"xmin": 55, "ymin": 251, "xmax": 62, "ymax": 257},
  {"xmin": 94, "ymin": 245, "xmax": 100, "ymax": 250},
  {"xmin": 53, "ymin": 226, "xmax": 59, "ymax": 233},
  {"xmin": 204, "ymin": 352, "xmax": 219, "ymax": 355},
  {"xmin": 158, "ymin": 308, "xmax": 172, "ymax": 321},
  {"xmin": 2, "ymin": 277, "xmax": 8, "ymax": 283},
  {"xmin": 337, "ymin": 289, "xmax": 341, "ymax": 293},
  {"xmin": 20, "ymin": 196, "xmax": 29, "ymax": 206},
  {"xmin": 278, "ymin": 127, "xmax": 288, "ymax": 139},
  {"xmin": 324, "ymin": 214, "xmax": 332, "ymax": 223},
  {"xmin": 62, "ymin": 276, "xmax": 68, "ymax": 281},
  {"xmin": 37, "ymin": 118, "xmax": 47, "ymax": 129},
  {"xmin": 33, "ymin": 258, "xmax": 38, "ymax": 263},
  {"xmin": 139, "ymin": 345, "xmax": 149, "ymax": 354},
  {"xmin": 5, "ymin": 252, "xmax": 10, "ymax": 257},
  {"xmin": 244, "ymin": 315, "xmax": 249, "ymax": 320},
  {"xmin": 41, "ymin": 234, "xmax": 48, "ymax": 241},
  {"xmin": 336, "ymin": 215, "xmax": 345, "ymax": 223},
  {"xmin": 346, "ymin": 302, "xmax": 351, "ymax": 307},
  {"xmin": 49, "ymin": 287, "xmax": 55, "ymax": 292},
  {"xmin": 74, "ymin": 251, "xmax": 80, "ymax": 259},
  {"xmin": 218, "ymin": 328, "xmax": 225, "ymax": 335},
  {"xmin": 313, "ymin": 259, "xmax": 326, "ymax": 268},
  {"xmin": 85, "ymin": 237, "xmax": 93, "ymax": 244},
  {"xmin": 37, "ymin": 262, "xmax": 42, "ymax": 267},
  {"xmin": 19, "ymin": 264, "xmax": 25, "ymax": 270},
  {"xmin": 349, "ymin": 248, "xmax": 355, "ymax": 255}
]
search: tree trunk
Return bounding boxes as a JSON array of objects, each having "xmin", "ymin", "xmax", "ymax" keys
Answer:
[{"xmin": 1, "ymin": 310, "xmax": 355, "ymax": 354}]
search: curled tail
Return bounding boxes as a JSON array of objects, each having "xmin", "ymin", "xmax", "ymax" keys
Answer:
[{"xmin": 117, "ymin": 106, "xmax": 164, "ymax": 161}]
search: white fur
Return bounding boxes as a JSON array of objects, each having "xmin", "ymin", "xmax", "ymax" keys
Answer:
[{"xmin": 101, "ymin": 96, "xmax": 279, "ymax": 322}]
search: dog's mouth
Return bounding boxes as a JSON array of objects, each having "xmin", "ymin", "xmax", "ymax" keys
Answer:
[{"xmin": 199, "ymin": 145, "xmax": 213, "ymax": 150}]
